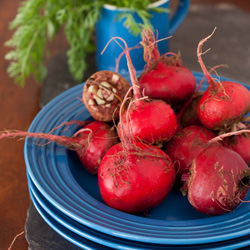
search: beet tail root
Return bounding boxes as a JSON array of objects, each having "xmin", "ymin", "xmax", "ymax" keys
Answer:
[{"xmin": 0, "ymin": 130, "xmax": 82, "ymax": 151}]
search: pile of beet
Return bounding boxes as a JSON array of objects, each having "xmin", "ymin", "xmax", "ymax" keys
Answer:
[{"xmin": 1, "ymin": 28, "xmax": 250, "ymax": 216}]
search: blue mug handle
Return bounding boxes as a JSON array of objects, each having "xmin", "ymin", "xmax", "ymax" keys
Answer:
[{"xmin": 169, "ymin": 0, "xmax": 190, "ymax": 35}]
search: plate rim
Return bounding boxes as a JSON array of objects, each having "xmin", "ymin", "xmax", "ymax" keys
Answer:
[{"xmin": 24, "ymin": 71, "xmax": 250, "ymax": 244}]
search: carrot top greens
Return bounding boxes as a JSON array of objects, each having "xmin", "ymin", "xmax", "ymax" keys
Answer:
[{"xmin": 5, "ymin": 0, "xmax": 168, "ymax": 86}]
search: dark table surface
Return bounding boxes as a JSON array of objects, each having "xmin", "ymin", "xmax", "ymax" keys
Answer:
[{"xmin": 1, "ymin": 1, "xmax": 250, "ymax": 250}]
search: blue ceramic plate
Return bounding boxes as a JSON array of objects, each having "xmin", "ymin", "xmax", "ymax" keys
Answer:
[
  {"xmin": 28, "ymin": 173, "xmax": 250, "ymax": 250},
  {"xmin": 25, "ymin": 72, "xmax": 250, "ymax": 245}
]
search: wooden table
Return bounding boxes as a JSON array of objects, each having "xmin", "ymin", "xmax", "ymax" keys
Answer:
[{"xmin": 0, "ymin": 1, "xmax": 249, "ymax": 249}]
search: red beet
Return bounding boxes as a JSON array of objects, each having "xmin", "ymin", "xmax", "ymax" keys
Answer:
[
  {"xmin": 197, "ymin": 29, "xmax": 250, "ymax": 131},
  {"xmin": 98, "ymin": 141, "xmax": 175, "ymax": 213},
  {"xmin": 211, "ymin": 127, "xmax": 250, "ymax": 165},
  {"xmin": 138, "ymin": 29, "xmax": 196, "ymax": 106},
  {"xmin": 82, "ymin": 71, "xmax": 130, "ymax": 122},
  {"xmin": 223, "ymin": 134, "xmax": 250, "ymax": 165},
  {"xmin": 98, "ymin": 36, "xmax": 177, "ymax": 213},
  {"xmin": 178, "ymin": 92, "xmax": 203, "ymax": 128},
  {"xmin": 164, "ymin": 125, "xmax": 215, "ymax": 182},
  {"xmin": 187, "ymin": 143, "xmax": 250, "ymax": 215},
  {"xmin": 120, "ymin": 98, "xmax": 177, "ymax": 144},
  {"xmin": 105, "ymin": 36, "xmax": 177, "ymax": 144},
  {"xmin": 75, "ymin": 121, "xmax": 118, "ymax": 174},
  {"xmin": 0, "ymin": 121, "xmax": 118, "ymax": 174}
]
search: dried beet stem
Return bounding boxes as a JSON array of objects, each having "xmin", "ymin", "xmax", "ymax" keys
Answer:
[
  {"xmin": 0, "ymin": 130, "xmax": 82, "ymax": 151},
  {"xmin": 208, "ymin": 129, "xmax": 250, "ymax": 144},
  {"xmin": 102, "ymin": 36, "xmax": 141, "ymax": 99},
  {"xmin": 197, "ymin": 27, "xmax": 217, "ymax": 84}
]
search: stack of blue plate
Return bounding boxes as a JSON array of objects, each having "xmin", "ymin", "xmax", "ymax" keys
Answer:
[{"xmin": 25, "ymin": 72, "xmax": 250, "ymax": 250}]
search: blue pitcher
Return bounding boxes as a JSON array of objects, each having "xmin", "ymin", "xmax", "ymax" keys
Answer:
[{"xmin": 95, "ymin": 0, "xmax": 189, "ymax": 75}]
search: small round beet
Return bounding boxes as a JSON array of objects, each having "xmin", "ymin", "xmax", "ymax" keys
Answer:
[
  {"xmin": 164, "ymin": 125, "xmax": 215, "ymax": 182},
  {"xmin": 118, "ymin": 99, "xmax": 177, "ymax": 144},
  {"xmin": 138, "ymin": 29, "xmax": 196, "ymax": 106},
  {"xmin": 196, "ymin": 29, "xmax": 250, "ymax": 131},
  {"xmin": 82, "ymin": 71, "xmax": 130, "ymax": 122},
  {"xmin": 0, "ymin": 121, "xmax": 118, "ymax": 175},
  {"xmin": 75, "ymin": 121, "xmax": 118, "ymax": 174},
  {"xmin": 187, "ymin": 144, "xmax": 250, "ymax": 215}
]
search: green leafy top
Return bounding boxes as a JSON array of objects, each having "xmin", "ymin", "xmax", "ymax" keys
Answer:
[{"xmin": 5, "ymin": 0, "xmax": 167, "ymax": 86}]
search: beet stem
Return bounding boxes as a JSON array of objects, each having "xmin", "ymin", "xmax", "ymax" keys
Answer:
[
  {"xmin": 197, "ymin": 27, "xmax": 217, "ymax": 85},
  {"xmin": 141, "ymin": 28, "xmax": 161, "ymax": 63},
  {"xmin": 208, "ymin": 129, "xmax": 250, "ymax": 144},
  {"xmin": 7, "ymin": 231, "xmax": 24, "ymax": 250},
  {"xmin": 177, "ymin": 63, "xmax": 229, "ymax": 123},
  {"xmin": 101, "ymin": 37, "xmax": 141, "ymax": 99},
  {"xmin": 0, "ymin": 130, "xmax": 82, "ymax": 151},
  {"xmin": 115, "ymin": 45, "xmax": 141, "ymax": 73},
  {"xmin": 140, "ymin": 28, "xmax": 172, "ymax": 67},
  {"xmin": 119, "ymin": 87, "xmax": 136, "ymax": 150}
]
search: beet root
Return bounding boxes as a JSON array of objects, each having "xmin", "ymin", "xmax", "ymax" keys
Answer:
[
  {"xmin": 98, "ymin": 141, "xmax": 175, "ymax": 213},
  {"xmin": 196, "ymin": 29, "xmax": 250, "ymax": 131},
  {"xmin": 164, "ymin": 125, "xmax": 216, "ymax": 183},
  {"xmin": 75, "ymin": 121, "xmax": 118, "ymax": 174},
  {"xmin": 83, "ymin": 71, "xmax": 130, "ymax": 122},
  {"xmin": 139, "ymin": 59, "xmax": 196, "ymax": 106},
  {"xmin": 138, "ymin": 29, "xmax": 196, "ymax": 106},
  {"xmin": 222, "ymin": 133, "xmax": 250, "ymax": 165},
  {"xmin": 210, "ymin": 127, "xmax": 250, "ymax": 165},
  {"xmin": 105, "ymin": 35, "xmax": 177, "ymax": 144},
  {"xmin": 179, "ymin": 92, "xmax": 203, "ymax": 127},
  {"xmin": 0, "ymin": 121, "xmax": 118, "ymax": 175},
  {"xmin": 118, "ymin": 98, "xmax": 177, "ymax": 144},
  {"xmin": 187, "ymin": 144, "xmax": 250, "ymax": 215},
  {"xmin": 197, "ymin": 81, "xmax": 250, "ymax": 131}
]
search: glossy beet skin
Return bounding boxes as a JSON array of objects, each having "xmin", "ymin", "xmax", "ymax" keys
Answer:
[
  {"xmin": 198, "ymin": 82, "xmax": 250, "ymax": 130},
  {"xmin": 76, "ymin": 121, "xmax": 118, "ymax": 174},
  {"xmin": 107, "ymin": 35, "xmax": 178, "ymax": 145},
  {"xmin": 165, "ymin": 125, "xmax": 215, "ymax": 181},
  {"xmin": 179, "ymin": 92, "xmax": 203, "ymax": 127},
  {"xmin": 187, "ymin": 144, "xmax": 250, "ymax": 215},
  {"xmin": 197, "ymin": 29, "xmax": 250, "ymax": 131},
  {"xmin": 98, "ymin": 142, "xmax": 175, "ymax": 213},
  {"xmin": 138, "ymin": 29, "xmax": 196, "ymax": 106},
  {"xmin": 223, "ymin": 133, "xmax": 250, "ymax": 165},
  {"xmin": 118, "ymin": 99, "xmax": 177, "ymax": 144},
  {"xmin": 0, "ymin": 121, "xmax": 118, "ymax": 175},
  {"xmin": 139, "ymin": 60, "xmax": 196, "ymax": 106}
]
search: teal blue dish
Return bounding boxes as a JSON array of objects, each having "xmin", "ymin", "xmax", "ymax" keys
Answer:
[
  {"xmin": 24, "ymin": 72, "xmax": 250, "ymax": 245},
  {"xmin": 28, "ymin": 174, "xmax": 250, "ymax": 250}
]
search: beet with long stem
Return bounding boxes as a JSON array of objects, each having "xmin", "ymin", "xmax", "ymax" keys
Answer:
[
  {"xmin": 0, "ymin": 121, "xmax": 118, "ymax": 174},
  {"xmin": 103, "ymin": 36, "xmax": 177, "ymax": 145},
  {"xmin": 197, "ymin": 28, "xmax": 250, "ymax": 131},
  {"xmin": 138, "ymin": 28, "xmax": 196, "ymax": 106},
  {"xmin": 97, "ymin": 36, "xmax": 176, "ymax": 213}
]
